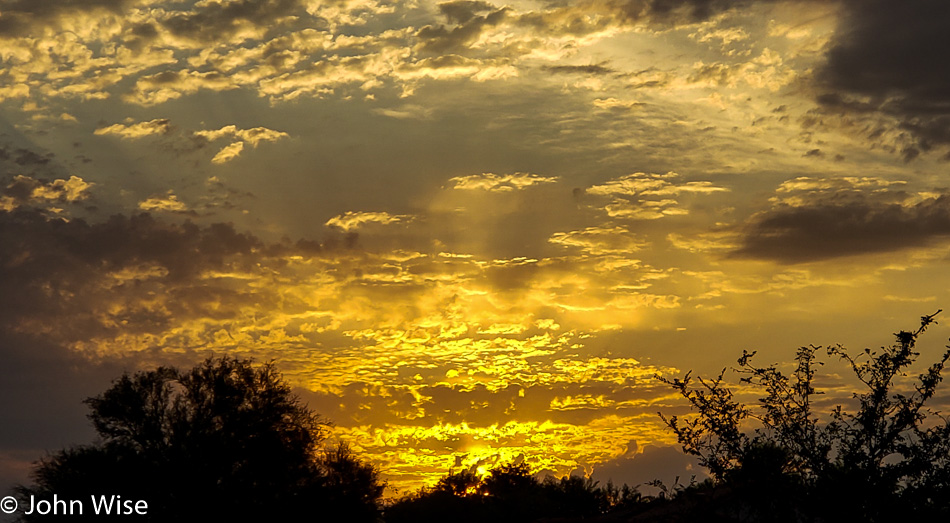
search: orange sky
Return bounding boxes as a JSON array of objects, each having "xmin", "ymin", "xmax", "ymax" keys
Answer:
[{"xmin": 2, "ymin": 0, "xmax": 950, "ymax": 496}]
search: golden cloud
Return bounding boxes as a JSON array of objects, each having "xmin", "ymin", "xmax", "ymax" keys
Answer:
[
  {"xmin": 194, "ymin": 124, "xmax": 289, "ymax": 164},
  {"xmin": 94, "ymin": 119, "xmax": 172, "ymax": 139},
  {"xmin": 325, "ymin": 211, "xmax": 414, "ymax": 231},
  {"xmin": 549, "ymin": 226, "xmax": 649, "ymax": 255},
  {"xmin": 137, "ymin": 191, "xmax": 189, "ymax": 213},
  {"xmin": 447, "ymin": 172, "xmax": 559, "ymax": 192}
]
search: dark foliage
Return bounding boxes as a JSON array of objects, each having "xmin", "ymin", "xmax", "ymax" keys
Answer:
[
  {"xmin": 658, "ymin": 311, "xmax": 950, "ymax": 521},
  {"xmin": 385, "ymin": 460, "xmax": 644, "ymax": 523},
  {"xmin": 17, "ymin": 356, "xmax": 384, "ymax": 522}
]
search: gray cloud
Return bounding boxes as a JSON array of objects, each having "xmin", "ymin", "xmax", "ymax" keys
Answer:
[
  {"xmin": 605, "ymin": 0, "xmax": 763, "ymax": 25},
  {"xmin": 1, "ymin": 174, "xmax": 93, "ymax": 215},
  {"xmin": 438, "ymin": 1, "xmax": 499, "ymax": 25},
  {"xmin": 733, "ymin": 191, "xmax": 950, "ymax": 263},
  {"xmin": 0, "ymin": 145, "xmax": 56, "ymax": 178},
  {"xmin": 814, "ymin": 0, "xmax": 950, "ymax": 159},
  {"xmin": 543, "ymin": 63, "xmax": 616, "ymax": 76},
  {"xmin": 416, "ymin": 5, "xmax": 509, "ymax": 54},
  {"xmin": 161, "ymin": 0, "xmax": 302, "ymax": 43},
  {"xmin": 0, "ymin": 197, "xmax": 358, "ymax": 348},
  {"xmin": 0, "ymin": 0, "xmax": 131, "ymax": 37}
]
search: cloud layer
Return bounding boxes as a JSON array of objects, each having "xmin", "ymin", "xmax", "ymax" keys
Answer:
[{"xmin": 4, "ymin": 0, "xmax": 950, "ymax": 498}]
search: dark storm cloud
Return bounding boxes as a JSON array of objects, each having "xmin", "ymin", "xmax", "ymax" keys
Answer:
[
  {"xmin": 815, "ymin": 0, "xmax": 950, "ymax": 158},
  {"xmin": 732, "ymin": 192, "xmax": 950, "ymax": 263}
]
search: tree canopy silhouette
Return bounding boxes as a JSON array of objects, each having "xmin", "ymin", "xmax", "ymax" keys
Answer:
[
  {"xmin": 386, "ymin": 460, "xmax": 644, "ymax": 523},
  {"xmin": 657, "ymin": 311, "xmax": 950, "ymax": 521},
  {"xmin": 17, "ymin": 356, "xmax": 383, "ymax": 522}
]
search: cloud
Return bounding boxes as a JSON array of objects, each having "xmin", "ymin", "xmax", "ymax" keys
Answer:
[
  {"xmin": 1, "ymin": 175, "xmax": 93, "ymax": 212},
  {"xmin": 325, "ymin": 211, "xmax": 413, "ymax": 231},
  {"xmin": 211, "ymin": 142, "xmax": 245, "ymax": 164},
  {"xmin": 12, "ymin": 0, "xmax": 932, "ymax": 495},
  {"xmin": 767, "ymin": 176, "xmax": 905, "ymax": 207},
  {"xmin": 575, "ymin": 0, "xmax": 776, "ymax": 28},
  {"xmin": 587, "ymin": 172, "xmax": 727, "ymax": 198},
  {"xmin": 94, "ymin": 119, "xmax": 172, "ymax": 139},
  {"xmin": 0, "ymin": 0, "xmax": 788, "ymax": 112},
  {"xmin": 0, "ymin": 179, "xmax": 701, "ymax": 494},
  {"xmin": 581, "ymin": 172, "xmax": 727, "ymax": 220},
  {"xmin": 138, "ymin": 191, "xmax": 190, "ymax": 213},
  {"xmin": 687, "ymin": 49, "xmax": 797, "ymax": 92},
  {"xmin": 193, "ymin": 125, "xmax": 289, "ymax": 164},
  {"xmin": 159, "ymin": 0, "xmax": 301, "ymax": 45},
  {"xmin": 813, "ymin": 0, "xmax": 950, "ymax": 159},
  {"xmin": 0, "ymin": 145, "xmax": 54, "ymax": 169},
  {"xmin": 93, "ymin": 119, "xmax": 287, "ymax": 164},
  {"xmin": 549, "ymin": 226, "xmax": 649, "ymax": 255},
  {"xmin": 0, "ymin": 210, "xmax": 266, "ymax": 354},
  {"xmin": 591, "ymin": 97, "xmax": 645, "ymax": 110},
  {"xmin": 0, "ymin": 0, "xmax": 132, "ymax": 38},
  {"xmin": 371, "ymin": 104, "xmax": 434, "ymax": 120},
  {"xmin": 667, "ymin": 230, "xmax": 737, "ymax": 253},
  {"xmin": 124, "ymin": 70, "xmax": 239, "ymax": 106},
  {"xmin": 193, "ymin": 125, "xmax": 289, "ymax": 147},
  {"xmin": 543, "ymin": 63, "xmax": 616, "ymax": 76},
  {"xmin": 394, "ymin": 55, "xmax": 518, "ymax": 86},
  {"xmin": 447, "ymin": 172, "xmax": 559, "ymax": 192},
  {"xmin": 415, "ymin": 5, "xmax": 509, "ymax": 55},
  {"xmin": 732, "ymin": 177, "xmax": 950, "ymax": 262}
]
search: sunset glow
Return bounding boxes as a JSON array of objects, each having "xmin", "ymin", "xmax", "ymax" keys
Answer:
[{"xmin": 3, "ymin": 0, "xmax": 950, "ymax": 497}]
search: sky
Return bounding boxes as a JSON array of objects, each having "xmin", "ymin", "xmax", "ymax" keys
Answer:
[{"xmin": 2, "ymin": 0, "xmax": 950, "ymax": 497}]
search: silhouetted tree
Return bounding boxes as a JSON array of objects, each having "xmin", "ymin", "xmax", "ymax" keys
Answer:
[
  {"xmin": 385, "ymin": 460, "xmax": 643, "ymax": 523},
  {"xmin": 318, "ymin": 442, "xmax": 387, "ymax": 521},
  {"xmin": 658, "ymin": 311, "xmax": 950, "ymax": 521},
  {"xmin": 435, "ymin": 469, "xmax": 480, "ymax": 496},
  {"xmin": 17, "ymin": 356, "xmax": 384, "ymax": 522}
]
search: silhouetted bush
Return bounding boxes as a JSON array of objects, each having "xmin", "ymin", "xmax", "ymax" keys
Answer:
[
  {"xmin": 385, "ymin": 460, "xmax": 643, "ymax": 523},
  {"xmin": 17, "ymin": 356, "xmax": 384, "ymax": 522},
  {"xmin": 658, "ymin": 311, "xmax": 950, "ymax": 521}
]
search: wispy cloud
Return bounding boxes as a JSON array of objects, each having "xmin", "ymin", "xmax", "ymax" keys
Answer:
[
  {"xmin": 325, "ymin": 211, "xmax": 414, "ymax": 231},
  {"xmin": 582, "ymin": 172, "xmax": 727, "ymax": 220},
  {"xmin": 195, "ymin": 125, "xmax": 289, "ymax": 164},
  {"xmin": 447, "ymin": 172, "xmax": 559, "ymax": 192},
  {"xmin": 138, "ymin": 191, "xmax": 190, "ymax": 213},
  {"xmin": 94, "ymin": 119, "xmax": 172, "ymax": 139}
]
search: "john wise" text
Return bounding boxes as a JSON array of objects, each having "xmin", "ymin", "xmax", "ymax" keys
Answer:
[{"xmin": 24, "ymin": 494, "xmax": 148, "ymax": 516}]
